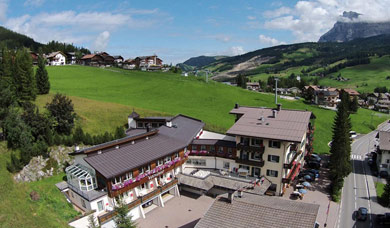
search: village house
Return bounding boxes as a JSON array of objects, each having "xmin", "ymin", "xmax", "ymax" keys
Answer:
[
  {"xmin": 66, "ymin": 52, "xmax": 76, "ymax": 65},
  {"xmin": 46, "ymin": 51, "xmax": 66, "ymax": 66},
  {"xmin": 113, "ymin": 56, "xmax": 124, "ymax": 66},
  {"xmin": 342, "ymin": 88, "xmax": 360, "ymax": 98},
  {"xmin": 376, "ymin": 131, "xmax": 390, "ymax": 177},
  {"xmin": 303, "ymin": 85, "xmax": 340, "ymax": 107},
  {"xmin": 30, "ymin": 52, "xmax": 39, "ymax": 65},
  {"xmin": 123, "ymin": 59, "xmax": 136, "ymax": 70},
  {"xmin": 195, "ymin": 192, "xmax": 319, "ymax": 228},
  {"xmin": 98, "ymin": 52, "xmax": 115, "ymax": 66},
  {"xmin": 134, "ymin": 55, "xmax": 163, "ymax": 70},
  {"xmin": 246, "ymin": 82, "xmax": 260, "ymax": 91},
  {"xmin": 80, "ymin": 54, "xmax": 105, "ymax": 66}
]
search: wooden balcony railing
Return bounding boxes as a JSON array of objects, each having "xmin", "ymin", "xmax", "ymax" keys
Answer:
[
  {"xmin": 98, "ymin": 178, "xmax": 179, "ymax": 225},
  {"xmin": 237, "ymin": 143, "xmax": 265, "ymax": 153}
]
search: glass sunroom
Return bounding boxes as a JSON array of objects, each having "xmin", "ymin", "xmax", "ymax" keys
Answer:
[{"xmin": 66, "ymin": 164, "xmax": 97, "ymax": 191}]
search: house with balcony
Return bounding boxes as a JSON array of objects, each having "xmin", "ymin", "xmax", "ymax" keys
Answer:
[
  {"xmin": 225, "ymin": 104, "xmax": 315, "ymax": 195},
  {"xmin": 376, "ymin": 131, "xmax": 390, "ymax": 176},
  {"xmin": 134, "ymin": 55, "xmax": 163, "ymax": 70},
  {"xmin": 59, "ymin": 114, "xmax": 204, "ymax": 227},
  {"xmin": 46, "ymin": 51, "xmax": 66, "ymax": 66}
]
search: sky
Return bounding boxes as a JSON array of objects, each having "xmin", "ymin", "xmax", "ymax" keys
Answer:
[{"xmin": 1, "ymin": 0, "xmax": 390, "ymax": 64}]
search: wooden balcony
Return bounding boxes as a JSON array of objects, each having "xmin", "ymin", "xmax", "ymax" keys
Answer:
[
  {"xmin": 235, "ymin": 158, "xmax": 264, "ymax": 167},
  {"xmin": 283, "ymin": 150, "xmax": 302, "ymax": 169},
  {"xmin": 98, "ymin": 178, "xmax": 179, "ymax": 225},
  {"xmin": 237, "ymin": 143, "xmax": 265, "ymax": 153}
]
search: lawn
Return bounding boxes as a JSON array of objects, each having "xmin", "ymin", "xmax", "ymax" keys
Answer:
[
  {"xmin": 318, "ymin": 56, "xmax": 390, "ymax": 92},
  {"xmin": 0, "ymin": 142, "xmax": 79, "ymax": 228},
  {"xmin": 376, "ymin": 182, "xmax": 385, "ymax": 198},
  {"xmin": 45, "ymin": 65, "xmax": 388, "ymax": 154}
]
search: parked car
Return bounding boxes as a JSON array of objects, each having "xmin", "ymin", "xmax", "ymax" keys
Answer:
[
  {"xmin": 379, "ymin": 170, "xmax": 389, "ymax": 178},
  {"xmin": 306, "ymin": 169, "xmax": 320, "ymax": 178},
  {"xmin": 368, "ymin": 158, "xmax": 374, "ymax": 166},
  {"xmin": 308, "ymin": 154, "xmax": 321, "ymax": 162},
  {"xmin": 376, "ymin": 213, "xmax": 390, "ymax": 225},
  {"xmin": 350, "ymin": 131, "xmax": 357, "ymax": 139},
  {"xmin": 298, "ymin": 172, "xmax": 315, "ymax": 181},
  {"xmin": 307, "ymin": 161, "xmax": 321, "ymax": 169},
  {"xmin": 357, "ymin": 207, "xmax": 368, "ymax": 221}
]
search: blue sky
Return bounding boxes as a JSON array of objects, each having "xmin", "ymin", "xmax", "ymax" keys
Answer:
[{"xmin": 1, "ymin": 0, "xmax": 390, "ymax": 64}]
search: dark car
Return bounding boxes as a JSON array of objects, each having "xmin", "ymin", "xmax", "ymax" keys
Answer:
[
  {"xmin": 306, "ymin": 154, "xmax": 321, "ymax": 162},
  {"xmin": 376, "ymin": 213, "xmax": 390, "ymax": 225},
  {"xmin": 357, "ymin": 207, "xmax": 368, "ymax": 221},
  {"xmin": 298, "ymin": 171, "xmax": 315, "ymax": 181},
  {"xmin": 306, "ymin": 169, "xmax": 320, "ymax": 178},
  {"xmin": 379, "ymin": 171, "xmax": 389, "ymax": 178},
  {"xmin": 307, "ymin": 161, "xmax": 321, "ymax": 169}
]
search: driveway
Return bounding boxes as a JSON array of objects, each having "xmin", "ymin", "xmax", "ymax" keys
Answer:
[{"xmin": 136, "ymin": 191, "xmax": 214, "ymax": 228}]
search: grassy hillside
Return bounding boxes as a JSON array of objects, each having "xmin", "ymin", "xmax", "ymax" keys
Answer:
[
  {"xmin": 46, "ymin": 65, "xmax": 388, "ymax": 154},
  {"xmin": 0, "ymin": 143, "xmax": 79, "ymax": 228}
]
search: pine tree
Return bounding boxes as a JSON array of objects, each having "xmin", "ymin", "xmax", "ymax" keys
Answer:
[
  {"xmin": 329, "ymin": 91, "xmax": 352, "ymax": 198},
  {"xmin": 350, "ymin": 96, "xmax": 359, "ymax": 113},
  {"xmin": 381, "ymin": 182, "xmax": 390, "ymax": 207},
  {"xmin": 0, "ymin": 47, "xmax": 13, "ymax": 87},
  {"xmin": 114, "ymin": 199, "xmax": 136, "ymax": 228},
  {"xmin": 114, "ymin": 126, "xmax": 126, "ymax": 139},
  {"xmin": 13, "ymin": 49, "xmax": 36, "ymax": 101},
  {"xmin": 87, "ymin": 214, "xmax": 101, "ymax": 228},
  {"xmin": 46, "ymin": 93, "xmax": 76, "ymax": 135},
  {"xmin": 73, "ymin": 126, "xmax": 85, "ymax": 144},
  {"xmin": 35, "ymin": 51, "xmax": 50, "ymax": 94}
]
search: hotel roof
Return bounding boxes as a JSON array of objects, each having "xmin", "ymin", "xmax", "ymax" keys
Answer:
[
  {"xmin": 226, "ymin": 106, "xmax": 313, "ymax": 143},
  {"xmin": 83, "ymin": 114, "xmax": 204, "ymax": 179},
  {"xmin": 195, "ymin": 193, "xmax": 319, "ymax": 228}
]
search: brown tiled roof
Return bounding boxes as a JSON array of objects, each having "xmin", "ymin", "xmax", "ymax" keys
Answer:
[
  {"xmin": 379, "ymin": 131, "xmax": 390, "ymax": 151},
  {"xmin": 227, "ymin": 106, "xmax": 313, "ymax": 142},
  {"xmin": 83, "ymin": 115, "xmax": 204, "ymax": 179},
  {"xmin": 81, "ymin": 54, "xmax": 96, "ymax": 60},
  {"xmin": 343, "ymin": 88, "xmax": 360, "ymax": 96},
  {"xmin": 195, "ymin": 193, "xmax": 319, "ymax": 228}
]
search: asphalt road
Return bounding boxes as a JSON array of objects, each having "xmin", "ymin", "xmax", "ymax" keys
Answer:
[{"xmin": 338, "ymin": 122, "xmax": 390, "ymax": 228}]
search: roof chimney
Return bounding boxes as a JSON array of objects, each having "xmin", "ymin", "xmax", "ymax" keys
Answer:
[
  {"xmin": 277, "ymin": 103, "xmax": 282, "ymax": 111},
  {"xmin": 166, "ymin": 121, "xmax": 172, "ymax": 128},
  {"xmin": 234, "ymin": 103, "xmax": 240, "ymax": 109},
  {"xmin": 227, "ymin": 192, "xmax": 234, "ymax": 203},
  {"xmin": 272, "ymin": 110, "xmax": 277, "ymax": 118},
  {"xmin": 146, "ymin": 123, "xmax": 150, "ymax": 132}
]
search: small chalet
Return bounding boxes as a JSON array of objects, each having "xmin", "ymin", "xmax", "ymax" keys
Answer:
[
  {"xmin": 97, "ymin": 52, "xmax": 115, "ymax": 66},
  {"xmin": 246, "ymin": 82, "xmax": 260, "ymax": 91},
  {"xmin": 30, "ymin": 52, "xmax": 39, "ymax": 65},
  {"xmin": 134, "ymin": 55, "xmax": 163, "ymax": 70},
  {"xmin": 123, "ymin": 59, "xmax": 136, "ymax": 69},
  {"xmin": 113, "ymin": 56, "xmax": 124, "ymax": 65},
  {"xmin": 66, "ymin": 52, "xmax": 76, "ymax": 65},
  {"xmin": 81, "ymin": 54, "xmax": 104, "ymax": 66},
  {"xmin": 46, "ymin": 51, "xmax": 66, "ymax": 66}
]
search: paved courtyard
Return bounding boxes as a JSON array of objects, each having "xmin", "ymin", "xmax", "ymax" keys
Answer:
[
  {"xmin": 136, "ymin": 191, "xmax": 215, "ymax": 228},
  {"xmin": 283, "ymin": 155, "xmax": 339, "ymax": 228}
]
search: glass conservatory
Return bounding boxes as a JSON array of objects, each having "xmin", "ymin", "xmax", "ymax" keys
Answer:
[{"xmin": 66, "ymin": 164, "xmax": 97, "ymax": 191}]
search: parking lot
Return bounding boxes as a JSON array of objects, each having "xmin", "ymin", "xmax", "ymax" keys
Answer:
[
  {"xmin": 136, "ymin": 191, "xmax": 214, "ymax": 228},
  {"xmin": 283, "ymin": 155, "xmax": 340, "ymax": 228}
]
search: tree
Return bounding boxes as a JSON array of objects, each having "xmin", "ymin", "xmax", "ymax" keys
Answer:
[
  {"xmin": 114, "ymin": 126, "xmax": 126, "ymax": 139},
  {"xmin": 6, "ymin": 152, "xmax": 22, "ymax": 173},
  {"xmin": 46, "ymin": 93, "xmax": 76, "ymax": 135},
  {"xmin": 21, "ymin": 102, "xmax": 54, "ymax": 143},
  {"xmin": 236, "ymin": 74, "xmax": 247, "ymax": 89},
  {"xmin": 3, "ymin": 109, "xmax": 34, "ymax": 149},
  {"xmin": 114, "ymin": 199, "xmax": 136, "ymax": 228},
  {"xmin": 0, "ymin": 47, "xmax": 13, "ymax": 87},
  {"xmin": 87, "ymin": 214, "xmax": 101, "ymax": 228},
  {"xmin": 35, "ymin": 50, "xmax": 50, "ymax": 94},
  {"xmin": 381, "ymin": 182, "xmax": 390, "ymax": 207},
  {"xmin": 73, "ymin": 126, "xmax": 85, "ymax": 144},
  {"xmin": 13, "ymin": 48, "xmax": 36, "ymax": 102},
  {"xmin": 350, "ymin": 96, "xmax": 359, "ymax": 113},
  {"xmin": 0, "ymin": 84, "xmax": 16, "ymax": 136},
  {"xmin": 329, "ymin": 90, "xmax": 352, "ymax": 199},
  {"xmin": 313, "ymin": 77, "xmax": 319, "ymax": 85}
]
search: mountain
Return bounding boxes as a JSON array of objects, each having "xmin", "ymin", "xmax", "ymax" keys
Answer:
[
  {"xmin": 182, "ymin": 55, "xmax": 226, "ymax": 68},
  {"xmin": 0, "ymin": 26, "xmax": 90, "ymax": 54},
  {"xmin": 0, "ymin": 26, "xmax": 43, "ymax": 51},
  {"xmin": 319, "ymin": 11, "xmax": 390, "ymax": 42}
]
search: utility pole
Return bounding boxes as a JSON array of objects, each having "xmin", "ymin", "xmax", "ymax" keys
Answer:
[
  {"xmin": 206, "ymin": 70, "xmax": 209, "ymax": 83},
  {"xmin": 275, "ymin": 77, "xmax": 279, "ymax": 104}
]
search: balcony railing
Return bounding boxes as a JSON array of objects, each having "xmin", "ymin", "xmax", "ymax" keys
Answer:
[
  {"xmin": 98, "ymin": 178, "xmax": 179, "ymax": 225},
  {"xmin": 283, "ymin": 150, "xmax": 302, "ymax": 169},
  {"xmin": 235, "ymin": 158, "xmax": 265, "ymax": 167},
  {"xmin": 237, "ymin": 143, "xmax": 265, "ymax": 153}
]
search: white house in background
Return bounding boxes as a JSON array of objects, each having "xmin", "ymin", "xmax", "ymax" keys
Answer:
[
  {"xmin": 46, "ymin": 51, "xmax": 66, "ymax": 66},
  {"xmin": 66, "ymin": 52, "xmax": 77, "ymax": 65}
]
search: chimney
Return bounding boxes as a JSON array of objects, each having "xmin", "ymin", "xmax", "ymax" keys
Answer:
[
  {"xmin": 272, "ymin": 110, "xmax": 277, "ymax": 118},
  {"xmin": 75, "ymin": 145, "xmax": 80, "ymax": 151},
  {"xmin": 146, "ymin": 123, "xmax": 150, "ymax": 132},
  {"xmin": 277, "ymin": 103, "xmax": 282, "ymax": 111},
  {"xmin": 227, "ymin": 192, "xmax": 234, "ymax": 203},
  {"xmin": 237, "ymin": 190, "xmax": 243, "ymax": 198},
  {"xmin": 234, "ymin": 103, "xmax": 239, "ymax": 109},
  {"xmin": 166, "ymin": 121, "xmax": 172, "ymax": 128}
]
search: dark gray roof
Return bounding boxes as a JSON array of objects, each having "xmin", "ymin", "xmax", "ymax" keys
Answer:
[
  {"xmin": 128, "ymin": 111, "xmax": 140, "ymax": 118},
  {"xmin": 84, "ymin": 115, "xmax": 204, "ymax": 179},
  {"xmin": 195, "ymin": 193, "xmax": 319, "ymax": 228},
  {"xmin": 227, "ymin": 106, "xmax": 313, "ymax": 142},
  {"xmin": 379, "ymin": 131, "xmax": 390, "ymax": 151},
  {"xmin": 192, "ymin": 139, "xmax": 236, "ymax": 147},
  {"xmin": 125, "ymin": 128, "xmax": 147, "ymax": 137}
]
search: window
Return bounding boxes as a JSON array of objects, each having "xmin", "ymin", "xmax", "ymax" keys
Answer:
[
  {"xmin": 152, "ymin": 123, "xmax": 158, "ymax": 128},
  {"xmin": 218, "ymin": 147, "xmax": 224, "ymax": 154},
  {"xmin": 186, "ymin": 159, "xmax": 192, "ymax": 164},
  {"xmin": 138, "ymin": 167, "xmax": 144, "ymax": 174},
  {"xmin": 387, "ymin": 159, "xmax": 390, "ymax": 164},
  {"xmin": 137, "ymin": 122, "xmax": 143, "ymax": 128},
  {"xmin": 157, "ymin": 159, "xmax": 164, "ymax": 166},
  {"xmin": 239, "ymin": 165, "xmax": 250, "ymax": 170},
  {"xmin": 97, "ymin": 200, "xmax": 104, "ymax": 211},
  {"xmin": 268, "ymin": 155, "xmax": 280, "ymax": 163},
  {"xmin": 241, "ymin": 151, "xmax": 248, "ymax": 160},
  {"xmin": 174, "ymin": 152, "xmax": 179, "ymax": 158},
  {"xmin": 124, "ymin": 172, "xmax": 133, "ymax": 181},
  {"xmin": 210, "ymin": 146, "xmax": 215, "ymax": 152},
  {"xmin": 253, "ymin": 167, "xmax": 261, "ymax": 177},
  {"xmin": 223, "ymin": 162, "xmax": 230, "ymax": 169},
  {"xmin": 266, "ymin": 170, "xmax": 278, "ymax": 177},
  {"xmin": 241, "ymin": 137, "xmax": 250, "ymax": 146},
  {"xmin": 251, "ymin": 138, "xmax": 263, "ymax": 146},
  {"xmin": 251, "ymin": 152, "xmax": 261, "ymax": 160},
  {"xmin": 81, "ymin": 199, "xmax": 86, "ymax": 208},
  {"xmin": 227, "ymin": 148, "xmax": 232, "ymax": 155},
  {"xmin": 192, "ymin": 159, "xmax": 206, "ymax": 166},
  {"xmin": 164, "ymin": 156, "xmax": 171, "ymax": 163},
  {"xmin": 113, "ymin": 176, "xmax": 121, "ymax": 185},
  {"xmin": 268, "ymin": 140, "xmax": 281, "ymax": 148},
  {"xmin": 200, "ymin": 145, "xmax": 206, "ymax": 151}
]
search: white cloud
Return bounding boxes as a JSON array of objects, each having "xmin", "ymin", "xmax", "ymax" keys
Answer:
[
  {"xmin": 247, "ymin": 16, "xmax": 256, "ymax": 20},
  {"xmin": 259, "ymin": 35, "xmax": 285, "ymax": 46},
  {"xmin": 0, "ymin": 0, "xmax": 8, "ymax": 22},
  {"xmin": 229, "ymin": 46, "xmax": 245, "ymax": 55},
  {"xmin": 24, "ymin": 0, "xmax": 45, "ymax": 7},
  {"xmin": 93, "ymin": 31, "xmax": 110, "ymax": 51},
  {"xmin": 264, "ymin": 0, "xmax": 390, "ymax": 42}
]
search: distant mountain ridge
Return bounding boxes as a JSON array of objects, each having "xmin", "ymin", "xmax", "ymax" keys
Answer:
[
  {"xmin": 319, "ymin": 11, "xmax": 390, "ymax": 42},
  {"xmin": 182, "ymin": 55, "xmax": 226, "ymax": 68}
]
